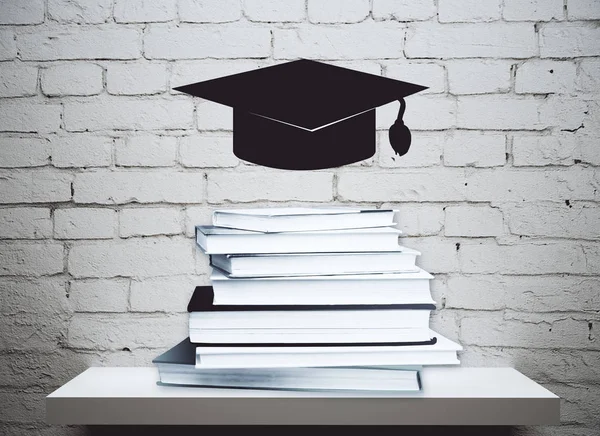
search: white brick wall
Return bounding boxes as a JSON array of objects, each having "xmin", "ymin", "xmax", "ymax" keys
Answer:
[
  {"xmin": 54, "ymin": 208, "xmax": 116, "ymax": 239},
  {"xmin": 42, "ymin": 63, "xmax": 104, "ymax": 97},
  {"xmin": 1, "ymin": 1, "xmax": 599, "ymax": 434}
]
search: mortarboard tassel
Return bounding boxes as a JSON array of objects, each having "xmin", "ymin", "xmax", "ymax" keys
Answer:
[{"xmin": 389, "ymin": 98, "xmax": 411, "ymax": 157}]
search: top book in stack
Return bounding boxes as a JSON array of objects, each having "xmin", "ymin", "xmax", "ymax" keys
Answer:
[
  {"xmin": 212, "ymin": 207, "xmax": 396, "ymax": 233},
  {"xmin": 197, "ymin": 208, "xmax": 402, "ymax": 255}
]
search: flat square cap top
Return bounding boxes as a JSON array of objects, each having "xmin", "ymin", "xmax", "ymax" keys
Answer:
[{"xmin": 174, "ymin": 60, "xmax": 427, "ymax": 131}]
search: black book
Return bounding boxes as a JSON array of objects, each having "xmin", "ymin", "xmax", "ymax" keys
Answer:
[{"xmin": 187, "ymin": 286, "xmax": 436, "ymax": 312}]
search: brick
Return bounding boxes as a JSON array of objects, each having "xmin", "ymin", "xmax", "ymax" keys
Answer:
[
  {"xmin": 505, "ymin": 202, "xmax": 600, "ymax": 239},
  {"xmin": 0, "ymin": 391, "xmax": 46, "ymax": 423},
  {"xmin": 180, "ymin": 134, "xmax": 239, "ymax": 168},
  {"xmin": 466, "ymin": 168, "xmax": 599, "ymax": 202},
  {"xmin": 543, "ymin": 383, "xmax": 600, "ymax": 426},
  {"xmin": 456, "ymin": 96, "xmax": 587, "ymax": 131},
  {"xmin": 0, "ymin": 278, "xmax": 69, "ymax": 319},
  {"xmin": 0, "ymin": 208, "xmax": 52, "ymax": 239},
  {"xmin": 69, "ymin": 279, "xmax": 129, "ymax": 312},
  {"xmin": 41, "ymin": 63, "xmax": 103, "ymax": 97},
  {"xmin": 569, "ymin": 0, "xmax": 600, "ymax": 20},
  {"xmin": 577, "ymin": 59, "xmax": 600, "ymax": 93},
  {"xmin": 0, "ymin": 0, "xmax": 44, "ymax": 24},
  {"xmin": 438, "ymin": 0, "xmax": 501, "ymax": 22},
  {"xmin": 67, "ymin": 313, "xmax": 187, "ymax": 350},
  {"xmin": 1, "ymin": 311, "xmax": 68, "ymax": 352},
  {"xmin": 69, "ymin": 238, "xmax": 194, "ymax": 278},
  {"xmin": 49, "ymin": 135, "xmax": 112, "ymax": 168},
  {"xmin": 385, "ymin": 62, "xmax": 445, "ymax": 94},
  {"xmin": 0, "ymin": 170, "xmax": 72, "ymax": 204},
  {"xmin": 461, "ymin": 314, "xmax": 598, "ymax": 350},
  {"xmin": 308, "ymin": 0, "xmax": 370, "ymax": 23},
  {"xmin": 457, "ymin": 96, "xmax": 546, "ymax": 129},
  {"xmin": 119, "ymin": 207, "xmax": 181, "ymax": 237},
  {"xmin": 106, "ymin": 62, "xmax": 168, "ymax": 95},
  {"xmin": 0, "ymin": 102, "xmax": 61, "ymax": 134},
  {"xmin": 401, "ymin": 237, "xmax": 460, "ymax": 273},
  {"xmin": 0, "ymin": 30, "xmax": 16, "ymax": 60},
  {"xmin": 178, "ymin": 0, "xmax": 242, "ymax": 23},
  {"xmin": 130, "ymin": 275, "xmax": 203, "ymax": 312},
  {"xmin": 445, "ymin": 275, "xmax": 600, "ymax": 313},
  {"xmin": 73, "ymin": 170, "xmax": 204, "ymax": 204},
  {"xmin": 338, "ymin": 170, "xmax": 467, "ymax": 202},
  {"xmin": 458, "ymin": 241, "xmax": 589, "ymax": 274},
  {"xmin": 114, "ymin": 0, "xmax": 177, "ymax": 23},
  {"xmin": 540, "ymin": 23, "xmax": 600, "ymax": 58},
  {"xmin": 0, "ymin": 138, "xmax": 50, "ymax": 168},
  {"xmin": 0, "ymin": 243, "xmax": 64, "ymax": 276},
  {"xmin": 245, "ymin": 0, "xmax": 305, "ymax": 22},
  {"xmin": 372, "ymin": 0, "xmax": 436, "ymax": 21},
  {"xmin": 406, "ymin": 23, "xmax": 536, "ymax": 59},
  {"xmin": 18, "ymin": 27, "xmax": 141, "ymax": 61},
  {"xmin": 445, "ymin": 205, "xmax": 503, "ymax": 237},
  {"xmin": 512, "ymin": 134, "xmax": 600, "ymax": 166},
  {"xmin": 183, "ymin": 206, "xmax": 213, "ymax": 237},
  {"xmin": 63, "ymin": 98, "xmax": 194, "ymax": 131},
  {"xmin": 0, "ymin": 349, "xmax": 88, "ymax": 389},
  {"xmin": 381, "ymin": 203, "xmax": 444, "ymax": 236},
  {"xmin": 115, "ymin": 134, "xmax": 177, "ymax": 167},
  {"xmin": 197, "ymin": 100, "xmax": 233, "ymax": 130},
  {"xmin": 377, "ymin": 95, "xmax": 456, "ymax": 131},
  {"xmin": 170, "ymin": 59, "xmax": 262, "ymax": 89},
  {"xmin": 516, "ymin": 60, "xmax": 577, "ymax": 94},
  {"xmin": 145, "ymin": 24, "xmax": 271, "ymax": 59},
  {"xmin": 444, "ymin": 131, "xmax": 506, "ymax": 167},
  {"xmin": 274, "ymin": 22, "xmax": 405, "ymax": 60},
  {"xmin": 54, "ymin": 208, "xmax": 116, "ymax": 240},
  {"xmin": 208, "ymin": 171, "xmax": 333, "ymax": 203},
  {"xmin": 0, "ymin": 64, "xmax": 38, "ymax": 97},
  {"xmin": 378, "ymin": 132, "xmax": 442, "ymax": 168},
  {"xmin": 503, "ymin": 0, "xmax": 564, "ymax": 21},
  {"xmin": 48, "ymin": 0, "xmax": 112, "ymax": 24},
  {"xmin": 447, "ymin": 60, "xmax": 511, "ymax": 95}
]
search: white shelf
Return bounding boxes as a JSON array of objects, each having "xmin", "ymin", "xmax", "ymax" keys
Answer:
[{"xmin": 46, "ymin": 367, "xmax": 559, "ymax": 425}]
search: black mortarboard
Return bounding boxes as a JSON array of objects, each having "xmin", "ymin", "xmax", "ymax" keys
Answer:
[{"xmin": 175, "ymin": 60, "xmax": 427, "ymax": 170}]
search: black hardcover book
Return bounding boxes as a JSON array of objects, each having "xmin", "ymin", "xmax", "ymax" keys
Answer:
[{"xmin": 187, "ymin": 286, "xmax": 437, "ymax": 312}]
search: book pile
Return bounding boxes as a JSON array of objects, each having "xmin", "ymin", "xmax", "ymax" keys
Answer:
[{"xmin": 154, "ymin": 207, "xmax": 462, "ymax": 392}]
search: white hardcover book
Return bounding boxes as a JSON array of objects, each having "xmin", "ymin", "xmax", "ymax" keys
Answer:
[
  {"xmin": 212, "ymin": 207, "xmax": 396, "ymax": 233},
  {"xmin": 196, "ymin": 225, "xmax": 402, "ymax": 254},
  {"xmin": 209, "ymin": 267, "xmax": 434, "ymax": 306},
  {"xmin": 195, "ymin": 330, "xmax": 462, "ymax": 369},
  {"xmin": 155, "ymin": 339, "xmax": 422, "ymax": 391},
  {"xmin": 210, "ymin": 247, "xmax": 420, "ymax": 277},
  {"xmin": 189, "ymin": 307, "xmax": 432, "ymax": 331},
  {"xmin": 189, "ymin": 327, "xmax": 432, "ymax": 344}
]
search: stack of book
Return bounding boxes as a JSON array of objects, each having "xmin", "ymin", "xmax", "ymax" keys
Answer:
[{"xmin": 154, "ymin": 207, "xmax": 462, "ymax": 392}]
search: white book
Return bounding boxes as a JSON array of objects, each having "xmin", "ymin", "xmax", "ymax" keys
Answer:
[
  {"xmin": 195, "ymin": 330, "xmax": 462, "ymax": 369},
  {"xmin": 196, "ymin": 225, "xmax": 402, "ymax": 254},
  {"xmin": 155, "ymin": 340, "xmax": 422, "ymax": 391},
  {"xmin": 189, "ymin": 307, "xmax": 432, "ymax": 331},
  {"xmin": 189, "ymin": 328, "xmax": 432, "ymax": 344},
  {"xmin": 212, "ymin": 207, "xmax": 396, "ymax": 233},
  {"xmin": 210, "ymin": 247, "xmax": 420, "ymax": 278},
  {"xmin": 209, "ymin": 267, "xmax": 434, "ymax": 306}
]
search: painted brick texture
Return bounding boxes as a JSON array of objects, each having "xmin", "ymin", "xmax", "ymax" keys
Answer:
[{"xmin": 0, "ymin": 1, "xmax": 599, "ymax": 434}]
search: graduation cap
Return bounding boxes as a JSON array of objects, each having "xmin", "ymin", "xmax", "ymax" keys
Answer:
[{"xmin": 175, "ymin": 60, "xmax": 427, "ymax": 170}]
